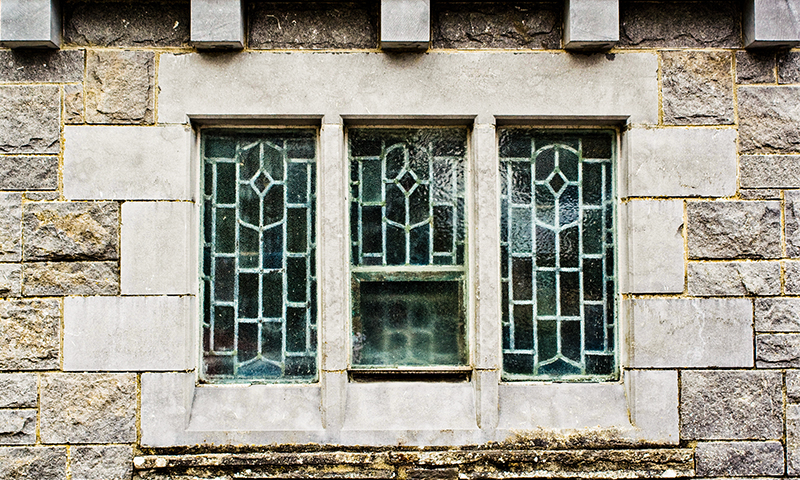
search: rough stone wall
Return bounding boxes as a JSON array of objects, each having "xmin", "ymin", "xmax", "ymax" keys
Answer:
[{"xmin": 0, "ymin": 0, "xmax": 799, "ymax": 479}]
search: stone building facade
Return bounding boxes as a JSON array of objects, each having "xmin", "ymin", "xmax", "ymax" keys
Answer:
[{"xmin": 1, "ymin": 0, "xmax": 800, "ymax": 478}]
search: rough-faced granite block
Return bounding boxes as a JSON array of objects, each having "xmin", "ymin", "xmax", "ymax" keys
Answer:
[
  {"xmin": 741, "ymin": 155, "xmax": 800, "ymax": 188},
  {"xmin": 756, "ymin": 298, "xmax": 800, "ymax": 332},
  {"xmin": 0, "ymin": 193, "xmax": 22, "ymax": 262},
  {"xmin": 619, "ymin": 0, "xmax": 740, "ymax": 48},
  {"xmin": 0, "ymin": 157, "xmax": 58, "ymax": 191},
  {"xmin": 661, "ymin": 51, "xmax": 734, "ymax": 125},
  {"xmin": 757, "ymin": 334, "xmax": 800, "ymax": 367},
  {"xmin": 787, "ymin": 404, "xmax": 800, "ymax": 474},
  {"xmin": 23, "ymin": 262, "xmax": 120, "ymax": 296},
  {"xmin": 0, "ymin": 264, "xmax": 22, "ymax": 298},
  {"xmin": 0, "ymin": 85, "xmax": 60, "ymax": 154},
  {"xmin": 739, "ymin": 86, "xmax": 800, "ymax": 154},
  {"xmin": 779, "ymin": 51, "xmax": 800, "ymax": 84},
  {"xmin": 739, "ymin": 188, "xmax": 782, "ymax": 200},
  {"xmin": 0, "ymin": 446, "xmax": 66, "ymax": 479},
  {"xmin": 688, "ymin": 261, "xmax": 780, "ymax": 296},
  {"xmin": 786, "ymin": 190, "xmax": 800, "ymax": 257},
  {"xmin": 0, "ymin": 50, "xmax": 83, "ymax": 83},
  {"xmin": 696, "ymin": 441, "xmax": 784, "ymax": 476},
  {"xmin": 737, "ymin": 51, "xmax": 776, "ymax": 84},
  {"xmin": 23, "ymin": 202, "xmax": 119, "ymax": 261},
  {"xmin": 681, "ymin": 370, "xmax": 783, "ymax": 440},
  {"xmin": 0, "ymin": 410, "xmax": 36, "ymax": 445},
  {"xmin": 85, "ymin": 50, "xmax": 155, "ymax": 125},
  {"xmin": 40, "ymin": 373, "xmax": 136, "ymax": 444},
  {"xmin": 786, "ymin": 260, "xmax": 800, "ymax": 294},
  {"xmin": 64, "ymin": 85, "xmax": 84, "ymax": 124},
  {"xmin": 0, "ymin": 374, "xmax": 36, "ymax": 408},
  {"xmin": 64, "ymin": 1, "xmax": 190, "ymax": 47},
  {"xmin": 789, "ymin": 371, "xmax": 800, "ymax": 403},
  {"xmin": 687, "ymin": 201, "xmax": 781, "ymax": 259},
  {"xmin": 70, "ymin": 445, "xmax": 133, "ymax": 480},
  {"xmin": 0, "ymin": 299, "xmax": 60, "ymax": 370}
]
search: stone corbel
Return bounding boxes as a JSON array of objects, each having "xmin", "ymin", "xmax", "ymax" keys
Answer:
[
  {"xmin": 744, "ymin": 0, "xmax": 800, "ymax": 48},
  {"xmin": 564, "ymin": 0, "xmax": 619, "ymax": 50},
  {"xmin": 191, "ymin": 0, "xmax": 245, "ymax": 50},
  {"xmin": 0, "ymin": 0, "xmax": 61, "ymax": 49}
]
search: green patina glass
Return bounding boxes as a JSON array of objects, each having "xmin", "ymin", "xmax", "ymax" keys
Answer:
[
  {"xmin": 499, "ymin": 130, "xmax": 617, "ymax": 381},
  {"xmin": 349, "ymin": 128, "xmax": 468, "ymax": 368},
  {"xmin": 201, "ymin": 129, "xmax": 317, "ymax": 382}
]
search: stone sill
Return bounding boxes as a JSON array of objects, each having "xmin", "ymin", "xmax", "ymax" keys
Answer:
[{"xmin": 133, "ymin": 448, "xmax": 694, "ymax": 478}]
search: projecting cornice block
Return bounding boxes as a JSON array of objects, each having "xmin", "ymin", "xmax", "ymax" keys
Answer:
[
  {"xmin": 744, "ymin": 0, "xmax": 800, "ymax": 48},
  {"xmin": 380, "ymin": 0, "xmax": 430, "ymax": 50},
  {"xmin": 0, "ymin": 0, "xmax": 61, "ymax": 49},
  {"xmin": 191, "ymin": 0, "xmax": 245, "ymax": 49},
  {"xmin": 564, "ymin": 0, "xmax": 619, "ymax": 50}
]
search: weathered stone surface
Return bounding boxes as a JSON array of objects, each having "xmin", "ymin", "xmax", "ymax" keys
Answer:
[
  {"xmin": 688, "ymin": 261, "xmax": 780, "ymax": 296},
  {"xmin": 789, "ymin": 371, "xmax": 800, "ymax": 403},
  {"xmin": 787, "ymin": 190, "xmax": 800, "ymax": 257},
  {"xmin": 64, "ymin": 84, "xmax": 84, "ymax": 124},
  {"xmin": 0, "ymin": 85, "xmax": 60, "ymax": 154},
  {"xmin": 681, "ymin": 370, "xmax": 783, "ymax": 440},
  {"xmin": 696, "ymin": 441, "xmax": 784, "ymax": 476},
  {"xmin": 23, "ymin": 262, "xmax": 119, "ymax": 296},
  {"xmin": 786, "ymin": 260, "xmax": 800, "ymax": 294},
  {"xmin": 757, "ymin": 334, "xmax": 800, "ymax": 367},
  {"xmin": 85, "ymin": 50, "xmax": 155, "ymax": 124},
  {"xmin": 0, "ymin": 193, "xmax": 21, "ymax": 262},
  {"xmin": 737, "ymin": 51, "xmax": 776, "ymax": 84},
  {"xmin": 787, "ymin": 404, "xmax": 800, "ymax": 474},
  {"xmin": 756, "ymin": 298, "xmax": 800, "ymax": 332},
  {"xmin": 0, "ymin": 374, "xmax": 36, "ymax": 408},
  {"xmin": 0, "ymin": 156, "xmax": 58, "ymax": 191},
  {"xmin": 739, "ymin": 86, "xmax": 800, "ymax": 154},
  {"xmin": 0, "ymin": 50, "xmax": 84, "ymax": 83},
  {"xmin": 40, "ymin": 373, "xmax": 136, "ymax": 444},
  {"xmin": 432, "ymin": 2, "xmax": 561, "ymax": 49},
  {"xmin": 0, "ymin": 298, "xmax": 59, "ymax": 370},
  {"xmin": 0, "ymin": 410, "xmax": 36, "ymax": 445},
  {"xmin": 250, "ymin": 2, "xmax": 377, "ymax": 49},
  {"xmin": 687, "ymin": 201, "xmax": 781, "ymax": 259},
  {"xmin": 0, "ymin": 264, "xmax": 21, "ymax": 297},
  {"xmin": 64, "ymin": 1, "xmax": 190, "ymax": 47},
  {"xmin": 24, "ymin": 192, "xmax": 60, "ymax": 202},
  {"xmin": 739, "ymin": 188, "xmax": 782, "ymax": 200},
  {"xmin": 741, "ymin": 155, "xmax": 800, "ymax": 188},
  {"xmin": 661, "ymin": 51, "xmax": 734, "ymax": 125},
  {"xmin": 619, "ymin": 0, "xmax": 740, "ymax": 48},
  {"xmin": 23, "ymin": 201, "xmax": 119, "ymax": 261},
  {"xmin": 780, "ymin": 51, "xmax": 800, "ymax": 84},
  {"xmin": 0, "ymin": 446, "xmax": 66, "ymax": 479},
  {"xmin": 71, "ymin": 445, "xmax": 133, "ymax": 480}
]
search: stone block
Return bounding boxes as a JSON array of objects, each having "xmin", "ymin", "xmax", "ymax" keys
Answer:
[
  {"xmin": 64, "ymin": 85, "xmax": 84, "ymax": 124},
  {"xmin": 741, "ymin": 155, "xmax": 800, "ymax": 188},
  {"xmin": 0, "ymin": 0, "xmax": 60, "ymax": 49},
  {"xmin": 0, "ymin": 50, "xmax": 83, "ymax": 83},
  {"xmin": 681, "ymin": 370, "xmax": 782, "ymax": 440},
  {"xmin": 661, "ymin": 51, "xmax": 734, "ymax": 125},
  {"xmin": 250, "ymin": 2, "xmax": 377, "ymax": 49},
  {"xmin": 64, "ymin": 1, "xmax": 190, "ymax": 47},
  {"xmin": 0, "ymin": 410, "xmax": 36, "ymax": 445},
  {"xmin": 687, "ymin": 261, "xmax": 780, "ymax": 296},
  {"xmin": 0, "ymin": 264, "xmax": 22, "ymax": 297},
  {"xmin": 618, "ymin": 200, "xmax": 684, "ymax": 293},
  {"xmin": 0, "ymin": 374, "xmax": 37, "ymax": 408},
  {"xmin": 25, "ymin": 192, "xmax": 59, "ymax": 202},
  {"xmin": 0, "ymin": 193, "xmax": 22, "ymax": 262},
  {"xmin": 70, "ymin": 445, "xmax": 133, "ymax": 480},
  {"xmin": 789, "ymin": 371, "xmax": 800, "ymax": 402},
  {"xmin": 757, "ymin": 334, "xmax": 800, "ymax": 367},
  {"xmin": 0, "ymin": 157, "xmax": 58, "ymax": 191},
  {"xmin": 744, "ymin": 0, "xmax": 800, "ymax": 48},
  {"xmin": 432, "ymin": 2, "xmax": 561, "ymax": 49},
  {"xmin": 628, "ymin": 298, "xmax": 753, "ymax": 368},
  {"xmin": 85, "ymin": 50, "xmax": 155, "ymax": 125},
  {"xmin": 0, "ymin": 299, "xmax": 59, "ymax": 370},
  {"xmin": 63, "ymin": 296, "xmax": 193, "ymax": 371},
  {"xmin": 40, "ymin": 373, "xmax": 136, "ymax": 444},
  {"xmin": 0, "ymin": 446, "xmax": 66, "ymax": 479},
  {"xmin": 687, "ymin": 201, "xmax": 781, "ymax": 259},
  {"xmin": 625, "ymin": 128, "xmax": 736, "ymax": 197},
  {"xmin": 739, "ymin": 86, "xmax": 800, "ymax": 154},
  {"xmin": 23, "ymin": 262, "xmax": 119, "ymax": 296},
  {"xmin": 0, "ymin": 85, "xmax": 60, "ymax": 154},
  {"xmin": 564, "ymin": 0, "xmax": 619, "ymax": 50},
  {"xmin": 625, "ymin": 370, "xmax": 679, "ymax": 443},
  {"xmin": 191, "ymin": 0, "xmax": 244, "ymax": 49},
  {"xmin": 787, "ymin": 190, "xmax": 800, "ymax": 257},
  {"xmin": 756, "ymin": 298, "xmax": 800, "ymax": 332},
  {"xmin": 740, "ymin": 188, "xmax": 782, "ymax": 200},
  {"xmin": 381, "ymin": 0, "xmax": 430, "ymax": 49},
  {"xmin": 64, "ymin": 125, "xmax": 192, "ymax": 200},
  {"xmin": 787, "ymin": 404, "xmax": 800, "ymax": 474},
  {"xmin": 23, "ymin": 202, "xmax": 119, "ymax": 261},
  {"xmin": 619, "ymin": 0, "xmax": 740, "ymax": 48},
  {"xmin": 696, "ymin": 441, "xmax": 784, "ymax": 476},
  {"xmin": 121, "ymin": 202, "xmax": 195, "ymax": 294},
  {"xmin": 786, "ymin": 260, "xmax": 800, "ymax": 294},
  {"xmin": 737, "ymin": 51, "xmax": 776, "ymax": 84},
  {"xmin": 780, "ymin": 51, "xmax": 800, "ymax": 84}
]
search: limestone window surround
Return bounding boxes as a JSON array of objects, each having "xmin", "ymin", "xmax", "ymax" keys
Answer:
[{"xmin": 61, "ymin": 51, "xmax": 748, "ymax": 447}]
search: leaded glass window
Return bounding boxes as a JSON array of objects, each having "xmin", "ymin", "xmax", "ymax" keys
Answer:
[
  {"xmin": 500, "ymin": 129, "xmax": 616, "ymax": 381},
  {"xmin": 201, "ymin": 129, "xmax": 317, "ymax": 382},
  {"xmin": 349, "ymin": 128, "xmax": 468, "ymax": 368}
]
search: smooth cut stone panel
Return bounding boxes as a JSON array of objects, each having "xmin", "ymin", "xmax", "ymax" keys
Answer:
[
  {"xmin": 787, "ymin": 190, "xmax": 800, "ymax": 257},
  {"xmin": 628, "ymin": 298, "xmax": 753, "ymax": 368},
  {"xmin": 40, "ymin": 373, "xmax": 136, "ymax": 444},
  {"xmin": 85, "ymin": 50, "xmax": 155, "ymax": 125},
  {"xmin": 741, "ymin": 155, "xmax": 800, "ymax": 188},
  {"xmin": 625, "ymin": 128, "xmax": 736, "ymax": 197},
  {"xmin": 681, "ymin": 370, "xmax": 782, "ymax": 440},
  {"xmin": 23, "ymin": 202, "xmax": 119, "ymax": 261},
  {"xmin": 70, "ymin": 445, "xmax": 133, "ymax": 480},
  {"xmin": 0, "ymin": 374, "xmax": 37, "ymax": 408},
  {"xmin": 619, "ymin": 0, "xmax": 741, "ymax": 48},
  {"xmin": 688, "ymin": 201, "xmax": 781, "ymax": 259},
  {"xmin": 619, "ymin": 200, "xmax": 684, "ymax": 293},
  {"xmin": 23, "ymin": 262, "xmax": 120, "ymax": 296},
  {"xmin": 739, "ymin": 86, "xmax": 800, "ymax": 154},
  {"xmin": 0, "ymin": 299, "xmax": 60, "ymax": 370},
  {"xmin": 0, "ymin": 193, "xmax": 22, "ymax": 262},
  {"xmin": 0, "ymin": 410, "xmax": 36, "ymax": 445},
  {"xmin": 785, "ymin": 260, "xmax": 800, "ymax": 294},
  {"xmin": 687, "ymin": 261, "xmax": 780, "ymax": 296},
  {"xmin": 0, "ymin": 85, "xmax": 60, "ymax": 154},
  {"xmin": 0, "ymin": 50, "xmax": 83, "ymax": 83},
  {"xmin": 661, "ymin": 51, "xmax": 734, "ymax": 125},
  {"xmin": 0, "ymin": 446, "xmax": 66, "ymax": 479},
  {"xmin": 158, "ymin": 52, "xmax": 659, "ymax": 125},
  {"xmin": 64, "ymin": 1, "xmax": 190, "ymax": 47},
  {"xmin": 64, "ymin": 296, "xmax": 193, "ymax": 371},
  {"xmin": 624, "ymin": 370, "xmax": 679, "ymax": 444},
  {"xmin": 121, "ymin": 202, "xmax": 194, "ymax": 295},
  {"xmin": 0, "ymin": 265, "xmax": 21, "ymax": 298},
  {"xmin": 756, "ymin": 298, "xmax": 800, "ymax": 332},
  {"xmin": 64, "ymin": 125, "xmax": 191, "ymax": 200},
  {"xmin": 696, "ymin": 441, "xmax": 784, "ymax": 476},
  {"xmin": 737, "ymin": 51, "xmax": 776, "ymax": 84},
  {"xmin": 757, "ymin": 334, "xmax": 800, "ymax": 367},
  {"xmin": 0, "ymin": 157, "xmax": 58, "ymax": 190}
]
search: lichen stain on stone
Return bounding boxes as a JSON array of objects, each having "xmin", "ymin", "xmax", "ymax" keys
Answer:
[{"xmin": 34, "ymin": 210, "xmax": 110, "ymax": 249}]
